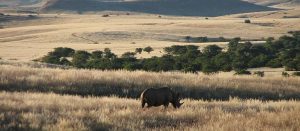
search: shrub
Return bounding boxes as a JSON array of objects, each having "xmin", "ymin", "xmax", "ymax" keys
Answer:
[
  {"xmin": 254, "ymin": 71, "xmax": 264, "ymax": 77},
  {"xmin": 60, "ymin": 58, "xmax": 71, "ymax": 66},
  {"xmin": 135, "ymin": 48, "xmax": 143, "ymax": 54},
  {"xmin": 28, "ymin": 15, "xmax": 37, "ymax": 18},
  {"xmin": 219, "ymin": 37, "xmax": 226, "ymax": 42},
  {"xmin": 282, "ymin": 72, "xmax": 290, "ymax": 77},
  {"xmin": 52, "ymin": 47, "xmax": 75, "ymax": 57},
  {"xmin": 292, "ymin": 72, "xmax": 300, "ymax": 77},
  {"xmin": 103, "ymin": 48, "xmax": 117, "ymax": 59},
  {"xmin": 195, "ymin": 37, "xmax": 209, "ymax": 42},
  {"xmin": 102, "ymin": 14, "xmax": 110, "ymax": 17},
  {"xmin": 185, "ymin": 36, "xmax": 192, "ymax": 42},
  {"xmin": 91, "ymin": 51, "xmax": 103, "ymax": 59},
  {"xmin": 234, "ymin": 69, "xmax": 251, "ymax": 75},
  {"xmin": 244, "ymin": 19, "xmax": 251, "ymax": 23},
  {"xmin": 121, "ymin": 52, "xmax": 136, "ymax": 59},
  {"xmin": 72, "ymin": 51, "xmax": 91, "ymax": 68},
  {"xmin": 266, "ymin": 59, "xmax": 282, "ymax": 68},
  {"xmin": 202, "ymin": 61, "xmax": 219, "ymax": 74},
  {"xmin": 203, "ymin": 45, "xmax": 222, "ymax": 57},
  {"xmin": 143, "ymin": 46, "xmax": 154, "ymax": 54},
  {"xmin": 42, "ymin": 55, "xmax": 60, "ymax": 64}
]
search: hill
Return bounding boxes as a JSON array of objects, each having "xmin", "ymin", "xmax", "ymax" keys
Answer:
[
  {"xmin": 41, "ymin": 0, "xmax": 276, "ymax": 16},
  {"xmin": 244, "ymin": 0, "xmax": 300, "ymax": 6},
  {"xmin": 0, "ymin": 0, "xmax": 42, "ymax": 6}
]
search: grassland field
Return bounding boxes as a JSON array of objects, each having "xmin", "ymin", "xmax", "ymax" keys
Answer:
[
  {"xmin": 1, "ymin": 6, "xmax": 300, "ymax": 130},
  {"xmin": 0, "ymin": 10, "xmax": 300, "ymax": 61}
]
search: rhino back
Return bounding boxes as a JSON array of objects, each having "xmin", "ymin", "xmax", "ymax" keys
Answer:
[{"xmin": 142, "ymin": 87, "xmax": 173, "ymax": 105}]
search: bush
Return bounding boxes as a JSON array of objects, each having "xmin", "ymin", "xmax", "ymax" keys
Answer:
[
  {"xmin": 102, "ymin": 14, "xmax": 109, "ymax": 17},
  {"xmin": 28, "ymin": 15, "xmax": 37, "ymax": 18},
  {"xmin": 121, "ymin": 52, "xmax": 136, "ymax": 59},
  {"xmin": 60, "ymin": 58, "xmax": 71, "ymax": 66},
  {"xmin": 266, "ymin": 59, "xmax": 282, "ymax": 68},
  {"xmin": 52, "ymin": 47, "xmax": 75, "ymax": 57},
  {"xmin": 244, "ymin": 19, "xmax": 251, "ymax": 23},
  {"xmin": 135, "ymin": 48, "xmax": 143, "ymax": 54},
  {"xmin": 42, "ymin": 55, "xmax": 60, "ymax": 64},
  {"xmin": 282, "ymin": 72, "xmax": 290, "ymax": 77},
  {"xmin": 185, "ymin": 36, "xmax": 192, "ymax": 42},
  {"xmin": 219, "ymin": 37, "xmax": 227, "ymax": 42},
  {"xmin": 91, "ymin": 51, "xmax": 103, "ymax": 59},
  {"xmin": 195, "ymin": 37, "xmax": 209, "ymax": 42},
  {"xmin": 202, "ymin": 61, "xmax": 219, "ymax": 74},
  {"xmin": 103, "ymin": 48, "xmax": 117, "ymax": 59},
  {"xmin": 72, "ymin": 51, "xmax": 91, "ymax": 68},
  {"xmin": 254, "ymin": 71, "xmax": 264, "ymax": 77},
  {"xmin": 292, "ymin": 72, "xmax": 300, "ymax": 76},
  {"xmin": 143, "ymin": 46, "xmax": 154, "ymax": 54},
  {"xmin": 234, "ymin": 69, "xmax": 251, "ymax": 75},
  {"xmin": 203, "ymin": 45, "xmax": 222, "ymax": 57}
]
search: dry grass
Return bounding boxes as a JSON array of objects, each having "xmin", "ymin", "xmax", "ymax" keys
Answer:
[
  {"xmin": 0, "ymin": 91, "xmax": 299, "ymax": 130},
  {"xmin": 0, "ymin": 13, "xmax": 300, "ymax": 61},
  {"xmin": 1, "ymin": 64, "xmax": 300, "ymax": 100}
]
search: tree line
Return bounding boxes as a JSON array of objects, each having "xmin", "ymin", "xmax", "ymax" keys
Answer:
[{"xmin": 41, "ymin": 31, "xmax": 300, "ymax": 74}]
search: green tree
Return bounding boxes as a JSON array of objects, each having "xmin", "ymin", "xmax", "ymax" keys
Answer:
[
  {"xmin": 103, "ymin": 48, "xmax": 117, "ymax": 59},
  {"xmin": 203, "ymin": 45, "xmax": 222, "ymax": 57},
  {"xmin": 121, "ymin": 52, "xmax": 136, "ymax": 59},
  {"xmin": 214, "ymin": 52, "xmax": 232, "ymax": 71},
  {"xmin": 143, "ymin": 46, "xmax": 154, "ymax": 54},
  {"xmin": 247, "ymin": 54, "xmax": 269, "ymax": 68},
  {"xmin": 72, "ymin": 50, "xmax": 91, "ymax": 68},
  {"xmin": 52, "ymin": 47, "xmax": 75, "ymax": 57},
  {"xmin": 42, "ymin": 55, "xmax": 60, "ymax": 64},
  {"xmin": 91, "ymin": 51, "xmax": 103, "ymax": 59},
  {"xmin": 135, "ymin": 48, "xmax": 143, "ymax": 54},
  {"xmin": 60, "ymin": 58, "xmax": 71, "ymax": 66}
]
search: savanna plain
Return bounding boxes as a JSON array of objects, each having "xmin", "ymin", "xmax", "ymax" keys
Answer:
[{"xmin": 1, "ymin": 4, "xmax": 300, "ymax": 130}]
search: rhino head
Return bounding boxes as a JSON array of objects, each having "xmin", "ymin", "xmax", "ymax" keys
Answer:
[{"xmin": 173, "ymin": 93, "xmax": 184, "ymax": 108}]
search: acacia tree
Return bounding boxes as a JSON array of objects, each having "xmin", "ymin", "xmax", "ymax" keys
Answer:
[
  {"xmin": 135, "ymin": 48, "xmax": 143, "ymax": 54},
  {"xmin": 143, "ymin": 46, "xmax": 154, "ymax": 54},
  {"xmin": 72, "ymin": 50, "xmax": 91, "ymax": 68},
  {"xmin": 121, "ymin": 52, "xmax": 136, "ymax": 59}
]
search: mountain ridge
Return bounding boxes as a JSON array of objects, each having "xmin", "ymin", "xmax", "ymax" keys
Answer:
[{"xmin": 41, "ymin": 0, "xmax": 276, "ymax": 16}]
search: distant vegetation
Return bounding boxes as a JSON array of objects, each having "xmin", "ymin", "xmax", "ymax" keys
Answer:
[
  {"xmin": 244, "ymin": 19, "xmax": 251, "ymax": 23},
  {"xmin": 41, "ymin": 32, "xmax": 300, "ymax": 74}
]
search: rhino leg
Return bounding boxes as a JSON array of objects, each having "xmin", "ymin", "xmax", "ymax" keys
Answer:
[{"xmin": 141, "ymin": 99, "xmax": 146, "ymax": 108}]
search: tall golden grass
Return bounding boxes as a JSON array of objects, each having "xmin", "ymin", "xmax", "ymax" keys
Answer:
[
  {"xmin": 1, "ymin": 64, "xmax": 300, "ymax": 100},
  {"xmin": 0, "ymin": 91, "xmax": 299, "ymax": 130}
]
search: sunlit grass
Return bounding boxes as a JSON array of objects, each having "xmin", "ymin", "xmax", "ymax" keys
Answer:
[
  {"xmin": 0, "ymin": 91, "xmax": 299, "ymax": 130},
  {"xmin": 1, "ymin": 64, "xmax": 300, "ymax": 100}
]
